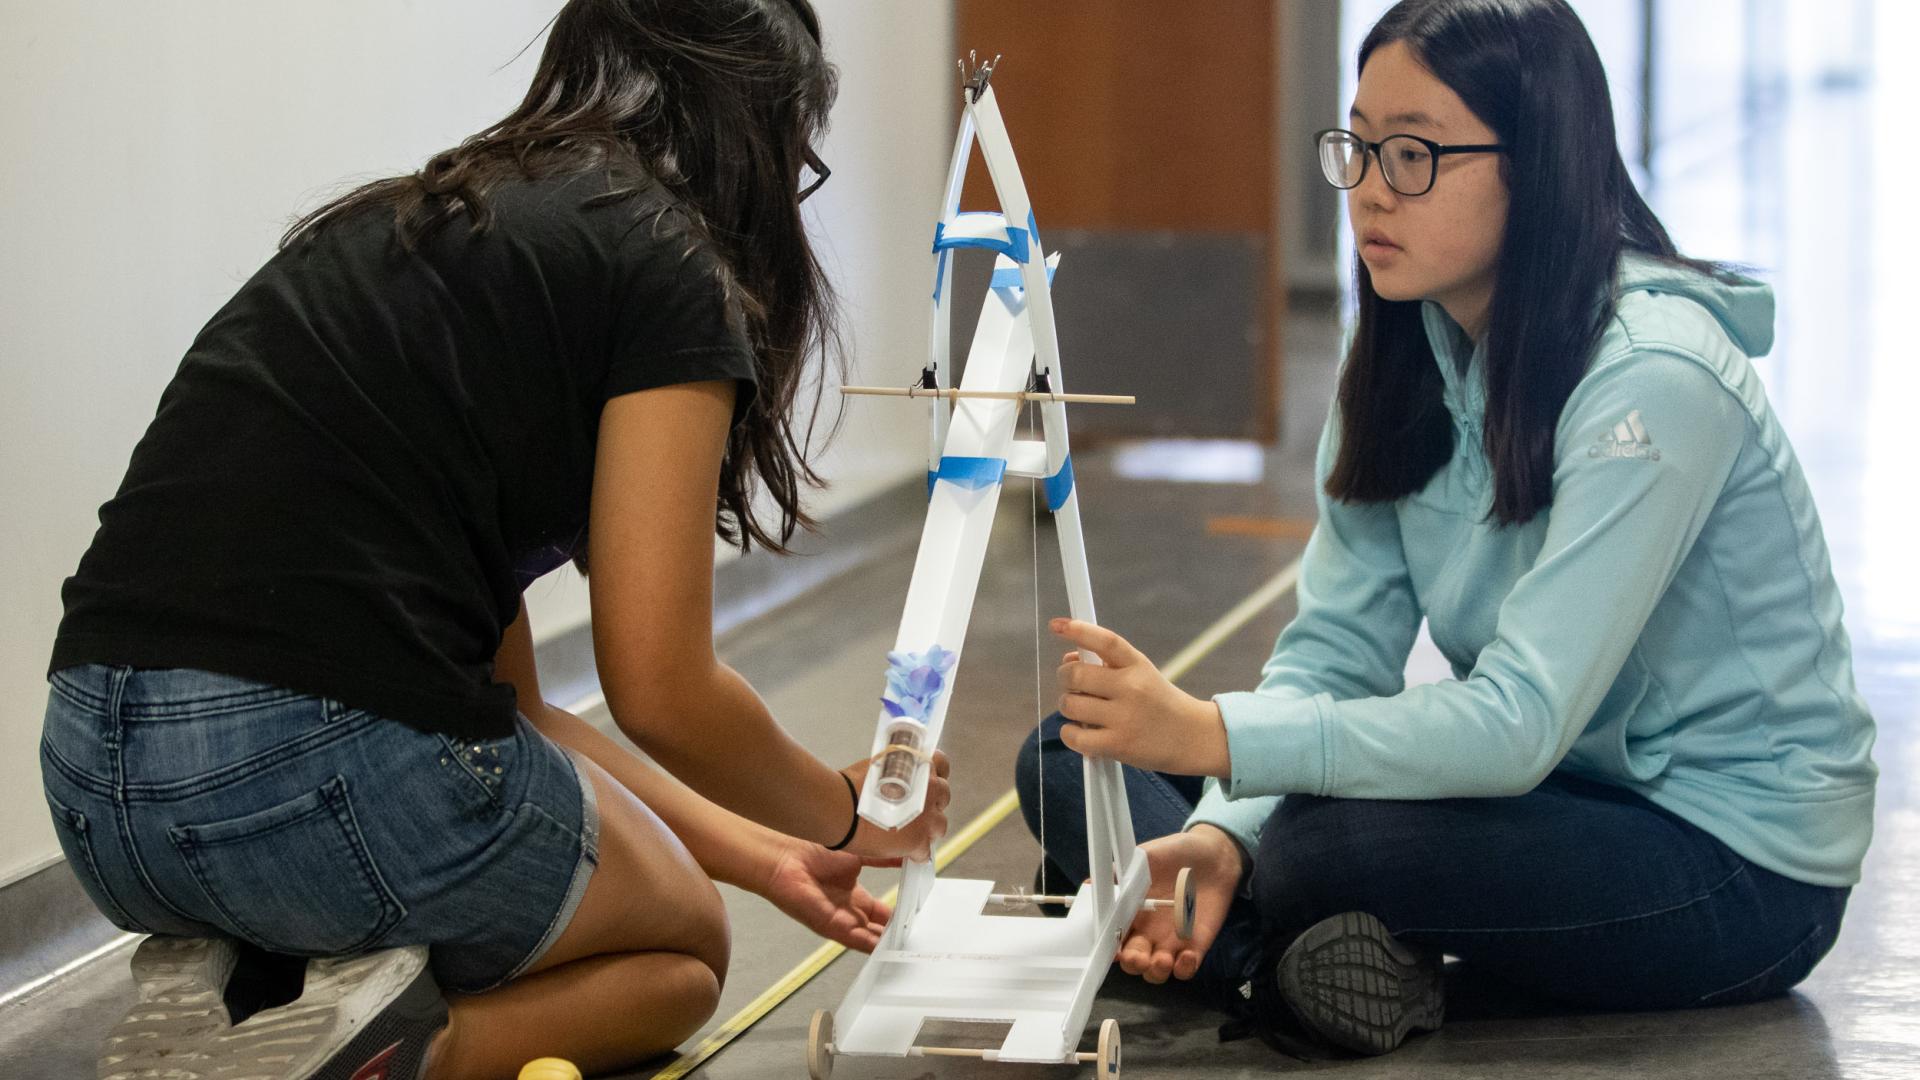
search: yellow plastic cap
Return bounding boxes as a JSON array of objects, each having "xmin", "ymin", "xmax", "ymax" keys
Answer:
[{"xmin": 518, "ymin": 1059, "xmax": 583, "ymax": 1080}]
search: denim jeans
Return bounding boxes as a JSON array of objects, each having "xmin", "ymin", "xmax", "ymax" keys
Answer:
[
  {"xmin": 41, "ymin": 665, "xmax": 599, "ymax": 994},
  {"xmin": 1015, "ymin": 712, "xmax": 1849, "ymax": 1012}
]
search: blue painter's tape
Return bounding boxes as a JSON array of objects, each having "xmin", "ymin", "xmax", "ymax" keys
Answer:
[
  {"xmin": 932, "ymin": 221, "xmax": 1031, "ymax": 263},
  {"xmin": 1044, "ymin": 454, "xmax": 1075, "ymax": 511},
  {"xmin": 932, "ymin": 250, "xmax": 948, "ymax": 303},
  {"xmin": 926, "ymin": 470, "xmax": 938, "ymax": 499},
  {"xmin": 990, "ymin": 262, "xmax": 1059, "ymax": 291},
  {"xmin": 933, "ymin": 456, "xmax": 1007, "ymax": 492}
]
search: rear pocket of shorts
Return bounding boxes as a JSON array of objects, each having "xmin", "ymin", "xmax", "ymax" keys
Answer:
[{"xmin": 169, "ymin": 776, "xmax": 404, "ymax": 955}]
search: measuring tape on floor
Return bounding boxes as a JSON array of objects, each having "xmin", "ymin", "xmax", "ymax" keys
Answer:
[{"xmin": 647, "ymin": 556, "xmax": 1303, "ymax": 1080}]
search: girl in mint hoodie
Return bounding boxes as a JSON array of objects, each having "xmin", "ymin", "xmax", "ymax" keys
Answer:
[{"xmin": 1016, "ymin": 0, "xmax": 1876, "ymax": 1057}]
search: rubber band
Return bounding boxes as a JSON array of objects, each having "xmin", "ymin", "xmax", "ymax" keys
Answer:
[{"xmin": 869, "ymin": 742, "xmax": 938, "ymax": 767}]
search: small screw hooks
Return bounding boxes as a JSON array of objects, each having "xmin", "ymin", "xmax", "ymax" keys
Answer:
[{"xmin": 960, "ymin": 50, "xmax": 1001, "ymax": 102}]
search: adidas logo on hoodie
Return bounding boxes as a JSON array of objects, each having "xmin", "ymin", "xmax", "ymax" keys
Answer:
[{"xmin": 1590, "ymin": 409, "xmax": 1661, "ymax": 461}]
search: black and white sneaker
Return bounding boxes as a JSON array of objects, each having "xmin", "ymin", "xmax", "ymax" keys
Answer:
[
  {"xmin": 1273, "ymin": 911, "xmax": 1443, "ymax": 1056},
  {"xmin": 99, "ymin": 936, "xmax": 447, "ymax": 1080}
]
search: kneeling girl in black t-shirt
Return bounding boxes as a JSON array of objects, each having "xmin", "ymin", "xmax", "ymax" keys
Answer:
[{"xmin": 41, "ymin": 2, "xmax": 938, "ymax": 1077}]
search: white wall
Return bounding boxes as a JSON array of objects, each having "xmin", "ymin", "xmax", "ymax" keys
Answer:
[{"xmin": 1, "ymin": 0, "xmax": 949, "ymax": 886}]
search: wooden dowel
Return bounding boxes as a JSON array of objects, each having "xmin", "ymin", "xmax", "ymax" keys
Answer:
[
  {"xmin": 839, "ymin": 386, "xmax": 1136, "ymax": 405},
  {"xmin": 986, "ymin": 892, "xmax": 1176, "ymax": 909},
  {"xmin": 895, "ymin": 1047, "xmax": 1097, "ymax": 1063}
]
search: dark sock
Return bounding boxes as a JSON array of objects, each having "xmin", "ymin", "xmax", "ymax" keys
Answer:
[{"xmin": 222, "ymin": 942, "xmax": 309, "ymax": 1025}]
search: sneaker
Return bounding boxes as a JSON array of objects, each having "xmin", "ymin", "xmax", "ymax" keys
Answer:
[
  {"xmin": 97, "ymin": 935, "xmax": 243, "ymax": 1078},
  {"xmin": 1271, "ymin": 911, "xmax": 1444, "ymax": 1056},
  {"xmin": 99, "ymin": 936, "xmax": 447, "ymax": 1080}
]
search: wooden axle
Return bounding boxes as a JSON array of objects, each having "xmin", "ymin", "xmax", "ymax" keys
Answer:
[
  {"xmin": 839, "ymin": 385, "xmax": 1136, "ymax": 405},
  {"xmin": 876, "ymin": 1046, "xmax": 1101, "ymax": 1063},
  {"xmin": 808, "ymin": 1011, "xmax": 1119, "ymax": 1079},
  {"xmin": 985, "ymin": 866, "xmax": 1198, "ymax": 939},
  {"xmin": 989, "ymin": 893, "xmax": 1176, "ymax": 910}
]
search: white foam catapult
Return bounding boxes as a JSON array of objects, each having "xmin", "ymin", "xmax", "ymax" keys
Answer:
[{"xmin": 809, "ymin": 57, "xmax": 1195, "ymax": 1080}]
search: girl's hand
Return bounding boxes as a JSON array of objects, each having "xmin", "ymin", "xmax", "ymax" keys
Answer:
[
  {"xmin": 757, "ymin": 840, "xmax": 895, "ymax": 952},
  {"xmin": 1051, "ymin": 618, "xmax": 1231, "ymax": 777},
  {"xmin": 1117, "ymin": 826, "xmax": 1246, "ymax": 983},
  {"xmin": 838, "ymin": 751, "xmax": 952, "ymax": 862}
]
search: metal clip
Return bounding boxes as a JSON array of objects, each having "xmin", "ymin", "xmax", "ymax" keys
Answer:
[{"xmin": 960, "ymin": 50, "xmax": 1000, "ymax": 102}]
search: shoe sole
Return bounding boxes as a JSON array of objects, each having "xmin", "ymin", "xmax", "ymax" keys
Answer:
[
  {"xmin": 100, "ymin": 937, "xmax": 437, "ymax": 1080},
  {"xmin": 1277, "ymin": 911, "xmax": 1443, "ymax": 1056},
  {"xmin": 98, "ymin": 936, "xmax": 242, "ymax": 1079}
]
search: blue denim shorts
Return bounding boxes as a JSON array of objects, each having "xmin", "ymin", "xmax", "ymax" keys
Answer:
[{"xmin": 40, "ymin": 665, "xmax": 600, "ymax": 994}]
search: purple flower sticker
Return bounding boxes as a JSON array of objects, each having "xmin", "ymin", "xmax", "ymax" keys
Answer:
[{"xmin": 881, "ymin": 646, "xmax": 958, "ymax": 722}]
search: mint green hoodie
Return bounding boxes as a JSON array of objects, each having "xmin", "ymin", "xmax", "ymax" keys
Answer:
[{"xmin": 1187, "ymin": 255, "xmax": 1878, "ymax": 887}]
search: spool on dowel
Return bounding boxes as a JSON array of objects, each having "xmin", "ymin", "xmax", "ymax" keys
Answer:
[{"xmin": 985, "ymin": 867, "xmax": 1198, "ymax": 939}]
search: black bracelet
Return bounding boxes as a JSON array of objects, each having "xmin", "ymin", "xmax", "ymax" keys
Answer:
[{"xmin": 825, "ymin": 772, "xmax": 860, "ymax": 851}]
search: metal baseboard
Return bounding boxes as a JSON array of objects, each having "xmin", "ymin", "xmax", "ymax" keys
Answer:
[{"xmin": 0, "ymin": 859, "xmax": 135, "ymax": 1007}]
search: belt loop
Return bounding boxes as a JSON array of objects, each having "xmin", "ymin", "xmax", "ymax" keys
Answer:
[{"xmin": 104, "ymin": 666, "xmax": 131, "ymax": 795}]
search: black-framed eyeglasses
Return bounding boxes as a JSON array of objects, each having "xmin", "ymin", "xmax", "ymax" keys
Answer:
[
  {"xmin": 1315, "ymin": 127, "xmax": 1505, "ymax": 197},
  {"xmin": 798, "ymin": 145, "xmax": 830, "ymax": 203}
]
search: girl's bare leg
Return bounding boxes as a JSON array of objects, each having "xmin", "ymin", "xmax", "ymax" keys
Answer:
[{"xmin": 426, "ymin": 759, "xmax": 732, "ymax": 1078}]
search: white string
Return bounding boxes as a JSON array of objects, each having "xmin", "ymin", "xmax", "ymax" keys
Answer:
[{"xmin": 1029, "ymin": 398, "xmax": 1046, "ymax": 874}]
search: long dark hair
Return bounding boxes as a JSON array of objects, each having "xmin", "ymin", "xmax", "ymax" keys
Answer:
[
  {"xmin": 1325, "ymin": 0, "xmax": 1720, "ymax": 525},
  {"xmin": 285, "ymin": 0, "xmax": 841, "ymax": 555}
]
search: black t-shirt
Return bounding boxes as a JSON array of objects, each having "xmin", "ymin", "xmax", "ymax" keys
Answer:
[{"xmin": 50, "ymin": 173, "xmax": 757, "ymax": 738}]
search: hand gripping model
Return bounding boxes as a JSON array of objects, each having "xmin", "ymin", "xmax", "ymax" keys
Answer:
[{"xmin": 810, "ymin": 56, "xmax": 1196, "ymax": 1079}]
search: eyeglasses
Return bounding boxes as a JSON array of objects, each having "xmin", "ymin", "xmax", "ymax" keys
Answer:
[
  {"xmin": 1315, "ymin": 127, "xmax": 1506, "ymax": 197},
  {"xmin": 798, "ymin": 145, "xmax": 830, "ymax": 203}
]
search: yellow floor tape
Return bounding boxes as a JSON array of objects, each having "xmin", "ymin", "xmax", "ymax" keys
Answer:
[{"xmin": 647, "ymin": 555, "xmax": 1303, "ymax": 1079}]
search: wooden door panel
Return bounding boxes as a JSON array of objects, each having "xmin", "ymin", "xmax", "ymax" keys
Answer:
[{"xmin": 952, "ymin": 0, "xmax": 1283, "ymax": 441}]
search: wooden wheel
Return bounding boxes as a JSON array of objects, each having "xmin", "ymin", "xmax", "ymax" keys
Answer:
[
  {"xmin": 1097, "ymin": 1018, "xmax": 1121, "ymax": 1077},
  {"xmin": 807, "ymin": 1009, "xmax": 835, "ymax": 1080},
  {"xmin": 1173, "ymin": 866, "xmax": 1197, "ymax": 940}
]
